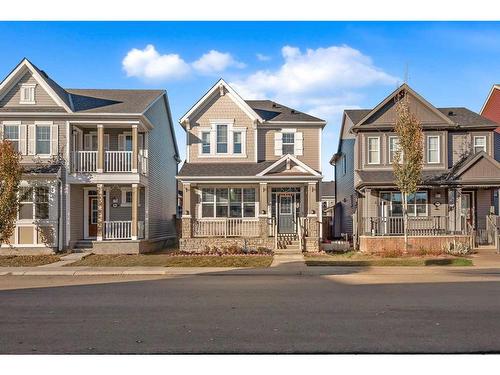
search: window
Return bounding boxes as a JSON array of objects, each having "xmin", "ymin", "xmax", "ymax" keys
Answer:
[
  {"xmin": 367, "ymin": 137, "xmax": 380, "ymax": 164},
  {"xmin": 20, "ymin": 84, "xmax": 36, "ymax": 104},
  {"xmin": 4, "ymin": 124, "xmax": 19, "ymax": 152},
  {"xmin": 124, "ymin": 135, "xmax": 133, "ymax": 152},
  {"xmin": 282, "ymin": 132, "xmax": 295, "ymax": 155},
  {"xmin": 201, "ymin": 131, "xmax": 211, "ymax": 154},
  {"xmin": 201, "ymin": 188, "xmax": 256, "ymax": 218},
  {"xmin": 35, "ymin": 187, "xmax": 49, "ymax": 219},
  {"xmin": 121, "ymin": 188, "xmax": 140, "ymax": 207},
  {"xmin": 341, "ymin": 154, "xmax": 347, "ymax": 175},
  {"xmin": 36, "ymin": 125, "xmax": 51, "ymax": 154},
  {"xmin": 216, "ymin": 125, "xmax": 228, "ymax": 153},
  {"xmin": 473, "ymin": 136, "xmax": 486, "ymax": 154},
  {"xmin": 233, "ymin": 131, "xmax": 242, "ymax": 154},
  {"xmin": 18, "ymin": 187, "xmax": 34, "ymax": 220},
  {"xmin": 427, "ymin": 135, "xmax": 440, "ymax": 164},
  {"xmin": 407, "ymin": 191, "xmax": 428, "ymax": 216},
  {"xmin": 388, "ymin": 136, "xmax": 402, "ymax": 164}
]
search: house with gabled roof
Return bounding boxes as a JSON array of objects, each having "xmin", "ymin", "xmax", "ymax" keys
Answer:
[
  {"xmin": 0, "ymin": 58, "xmax": 179, "ymax": 254},
  {"xmin": 177, "ymin": 79, "xmax": 326, "ymax": 252},
  {"xmin": 331, "ymin": 83, "xmax": 500, "ymax": 252}
]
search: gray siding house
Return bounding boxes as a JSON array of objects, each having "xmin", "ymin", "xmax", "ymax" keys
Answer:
[
  {"xmin": 332, "ymin": 83, "xmax": 500, "ymax": 252},
  {"xmin": 177, "ymin": 79, "xmax": 326, "ymax": 252},
  {"xmin": 0, "ymin": 59, "xmax": 179, "ymax": 254}
]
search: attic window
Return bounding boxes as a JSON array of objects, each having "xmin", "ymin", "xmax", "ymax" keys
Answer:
[{"xmin": 19, "ymin": 84, "xmax": 36, "ymax": 104}]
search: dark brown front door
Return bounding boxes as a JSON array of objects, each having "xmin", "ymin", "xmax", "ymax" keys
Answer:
[{"xmin": 88, "ymin": 196, "xmax": 105, "ymax": 238}]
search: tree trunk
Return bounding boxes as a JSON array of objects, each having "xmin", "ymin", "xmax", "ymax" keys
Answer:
[{"xmin": 403, "ymin": 192, "xmax": 408, "ymax": 254}]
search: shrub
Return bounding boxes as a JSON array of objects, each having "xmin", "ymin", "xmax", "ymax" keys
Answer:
[{"xmin": 445, "ymin": 241, "xmax": 473, "ymax": 256}]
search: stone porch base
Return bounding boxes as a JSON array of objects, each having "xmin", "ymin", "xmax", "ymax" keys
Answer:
[
  {"xmin": 0, "ymin": 246, "xmax": 56, "ymax": 255},
  {"xmin": 359, "ymin": 235, "xmax": 472, "ymax": 254},
  {"xmin": 179, "ymin": 237, "xmax": 275, "ymax": 253},
  {"xmin": 89, "ymin": 236, "xmax": 177, "ymax": 254}
]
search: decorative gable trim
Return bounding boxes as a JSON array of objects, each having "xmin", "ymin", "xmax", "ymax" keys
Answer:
[
  {"xmin": 0, "ymin": 58, "xmax": 73, "ymax": 112},
  {"xmin": 480, "ymin": 84, "xmax": 500, "ymax": 115},
  {"xmin": 257, "ymin": 154, "xmax": 321, "ymax": 177},
  {"xmin": 179, "ymin": 78, "xmax": 263, "ymax": 126},
  {"xmin": 354, "ymin": 83, "xmax": 453, "ymax": 129},
  {"xmin": 453, "ymin": 151, "xmax": 500, "ymax": 178}
]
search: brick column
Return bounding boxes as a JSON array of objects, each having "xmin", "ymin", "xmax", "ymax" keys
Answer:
[
  {"xmin": 96, "ymin": 184, "xmax": 104, "ymax": 241},
  {"xmin": 97, "ymin": 124, "xmax": 104, "ymax": 173},
  {"xmin": 131, "ymin": 184, "xmax": 138, "ymax": 240},
  {"xmin": 132, "ymin": 124, "xmax": 138, "ymax": 173}
]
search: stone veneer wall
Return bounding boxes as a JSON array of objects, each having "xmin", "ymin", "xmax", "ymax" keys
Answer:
[{"xmin": 359, "ymin": 235, "xmax": 472, "ymax": 253}]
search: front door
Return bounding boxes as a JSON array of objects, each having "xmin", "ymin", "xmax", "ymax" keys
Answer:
[
  {"xmin": 461, "ymin": 192, "xmax": 474, "ymax": 229},
  {"xmin": 278, "ymin": 194, "xmax": 295, "ymax": 233},
  {"xmin": 87, "ymin": 196, "xmax": 106, "ymax": 238}
]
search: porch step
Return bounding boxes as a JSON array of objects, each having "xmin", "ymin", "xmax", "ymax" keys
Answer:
[{"xmin": 73, "ymin": 240, "xmax": 94, "ymax": 252}]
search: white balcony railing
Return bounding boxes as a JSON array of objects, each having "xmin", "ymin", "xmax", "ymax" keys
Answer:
[
  {"xmin": 103, "ymin": 220, "xmax": 145, "ymax": 240},
  {"xmin": 193, "ymin": 218, "xmax": 260, "ymax": 238},
  {"xmin": 105, "ymin": 151, "xmax": 132, "ymax": 172},
  {"xmin": 73, "ymin": 151, "xmax": 97, "ymax": 172}
]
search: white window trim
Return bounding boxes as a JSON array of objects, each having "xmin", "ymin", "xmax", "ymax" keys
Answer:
[
  {"xmin": 198, "ymin": 120, "xmax": 247, "ymax": 158},
  {"xmin": 19, "ymin": 83, "xmax": 36, "ymax": 105},
  {"xmin": 367, "ymin": 136, "xmax": 380, "ymax": 165},
  {"xmin": 200, "ymin": 187, "xmax": 257, "ymax": 219},
  {"xmin": 427, "ymin": 135, "xmax": 440, "ymax": 164},
  {"xmin": 121, "ymin": 187, "xmax": 141, "ymax": 207},
  {"xmin": 281, "ymin": 131, "xmax": 295, "ymax": 155},
  {"xmin": 3, "ymin": 121, "xmax": 20, "ymax": 149},
  {"xmin": 473, "ymin": 135, "xmax": 487, "ymax": 153},
  {"xmin": 388, "ymin": 136, "xmax": 402, "ymax": 164},
  {"xmin": 35, "ymin": 123, "xmax": 52, "ymax": 156},
  {"xmin": 17, "ymin": 185, "xmax": 50, "ymax": 223},
  {"xmin": 199, "ymin": 130, "xmax": 211, "ymax": 155}
]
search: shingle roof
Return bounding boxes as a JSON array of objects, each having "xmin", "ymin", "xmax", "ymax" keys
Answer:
[
  {"xmin": 178, "ymin": 161, "xmax": 276, "ymax": 177},
  {"xmin": 356, "ymin": 169, "xmax": 450, "ymax": 186},
  {"xmin": 66, "ymin": 89, "xmax": 164, "ymax": 114},
  {"xmin": 245, "ymin": 100, "xmax": 325, "ymax": 123},
  {"xmin": 345, "ymin": 107, "xmax": 496, "ymax": 127},
  {"xmin": 22, "ymin": 163, "xmax": 61, "ymax": 174}
]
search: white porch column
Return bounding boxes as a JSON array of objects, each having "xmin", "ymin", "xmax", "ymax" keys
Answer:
[
  {"xmin": 131, "ymin": 183, "xmax": 138, "ymax": 240},
  {"xmin": 132, "ymin": 124, "xmax": 138, "ymax": 173},
  {"xmin": 96, "ymin": 183, "xmax": 104, "ymax": 241},
  {"xmin": 97, "ymin": 124, "xmax": 104, "ymax": 173}
]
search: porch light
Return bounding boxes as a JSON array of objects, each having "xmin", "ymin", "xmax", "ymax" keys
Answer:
[{"xmin": 261, "ymin": 209, "xmax": 266, "ymax": 214}]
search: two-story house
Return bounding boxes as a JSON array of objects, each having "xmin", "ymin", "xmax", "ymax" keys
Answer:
[
  {"xmin": 0, "ymin": 58, "xmax": 179, "ymax": 254},
  {"xmin": 331, "ymin": 83, "xmax": 500, "ymax": 252},
  {"xmin": 177, "ymin": 79, "xmax": 326, "ymax": 252}
]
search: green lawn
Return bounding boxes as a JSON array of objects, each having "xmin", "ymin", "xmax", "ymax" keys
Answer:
[
  {"xmin": 305, "ymin": 252, "xmax": 473, "ymax": 267},
  {"xmin": 0, "ymin": 255, "xmax": 60, "ymax": 267},
  {"xmin": 66, "ymin": 254, "xmax": 273, "ymax": 268}
]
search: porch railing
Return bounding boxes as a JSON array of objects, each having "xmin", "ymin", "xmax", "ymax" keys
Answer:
[
  {"xmin": 105, "ymin": 151, "xmax": 132, "ymax": 172},
  {"xmin": 362, "ymin": 216, "xmax": 450, "ymax": 236},
  {"xmin": 193, "ymin": 218, "xmax": 260, "ymax": 238},
  {"xmin": 73, "ymin": 151, "xmax": 97, "ymax": 172},
  {"xmin": 103, "ymin": 220, "xmax": 145, "ymax": 240}
]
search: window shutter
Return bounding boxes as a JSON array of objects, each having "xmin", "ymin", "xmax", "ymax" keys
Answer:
[
  {"xmin": 295, "ymin": 132, "xmax": 303, "ymax": 156},
  {"xmin": 19, "ymin": 124, "xmax": 27, "ymax": 155},
  {"xmin": 28, "ymin": 124, "xmax": 36, "ymax": 155},
  {"xmin": 274, "ymin": 132, "xmax": 283, "ymax": 156},
  {"xmin": 50, "ymin": 124, "xmax": 58, "ymax": 156},
  {"xmin": 118, "ymin": 134, "xmax": 125, "ymax": 151}
]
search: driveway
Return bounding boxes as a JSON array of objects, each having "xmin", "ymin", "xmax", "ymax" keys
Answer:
[{"xmin": 1, "ymin": 268, "xmax": 500, "ymax": 353}]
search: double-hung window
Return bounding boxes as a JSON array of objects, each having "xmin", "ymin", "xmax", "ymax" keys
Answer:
[
  {"xmin": 18, "ymin": 187, "xmax": 34, "ymax": 220},
  {"xmin": 4, "ymin": 124, "xmax": 20, "ymax": 152},
  {"xmin": 473, "ymin": 136, "xmax": 486, "ymax": 154},
  {"xmin": 201, "ymin": 131, "xmax": 211, "ymax": 154},
  {"xmin": 233, "ymin": 131, "xmax": 242, "ymax": 154},
  {"xmin": 18, "ymin": 186, "xmax": 49, "ymax": 220},
  {"xmin": 36, "ymin": 125, "xmax": 51, "ymax": 155},
  {"xmin": 34, "ymin": 187, "xmax": 49, "ymax": 219},
  {"xmin": 216, "ymin": 125, "xmax": 228, "ymax": 153},
  {"xmin": 427, "ymin": 135, "xmax": 440, "ymax": 164},
  {"xmin": 367, "ymin": 137, "xmax": 380, "ymax": 164},
  {"xmin": 282, "ymin": 132, "xmax": 295, "ymax": 155},
  {"xmin": 407, "ymin": 191, "xmax": 428, "ymax": 216},
  {"xmin": 201, "ymin": 188, "xmax": 256, "ymax": 218},
  {"xmin": 388, "ymin": 136, "xmax": 402, "ymax": 164}
]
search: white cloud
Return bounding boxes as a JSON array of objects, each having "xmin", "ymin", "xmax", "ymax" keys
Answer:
[
  {"xmin": 192, "ymin": 50, "xmax": 245, "ymax": 74},
  {"xmin": 231, "ymin": 45, "xmax": 398, "ymax": 101},
  {"xmin": 122, "ymin": 44, "xmax": 190, "ymax": 81},
  {"xmin": 256, "ymin": 53, "xmax": 271, "ymax": 61}
]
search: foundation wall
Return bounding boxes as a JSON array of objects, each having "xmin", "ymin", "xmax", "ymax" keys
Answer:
[{"xmin": 359, "ymin": 235, "xmax": 472, "ymax": 254}]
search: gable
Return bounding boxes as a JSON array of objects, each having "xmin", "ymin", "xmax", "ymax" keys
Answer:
[
  {"xmin": 458, "ymin": 156, "xmax": 500, "ymax": 180},
  {"xmin": 0, "ymin": 70, "xmax": 58, "ymax": 107},
  {"xmin": 481, "ymin": 86, "xmax": 500, "ymax": 124},
  {"xmin": 362, "ymin": 90, "xmax": 447, "ymax": 126},
  {"xmin": 258, "ymin": 154, "xmax": 321, "ymax": 177}
]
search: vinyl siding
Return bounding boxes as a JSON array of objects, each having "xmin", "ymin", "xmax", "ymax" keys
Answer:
[
  {"xmin": 258, "ymin": 125, "xmax": 321, "ymax": 170},
  {"xmin": 0, "ymin": 71, "xmax": 58, "ymax": 107},
  {"xmin": 144, "ymin": 95, "xmax": 178, "ymax": 239},
  {"xmin": 476, "ymin": 189, "xmax": 492, "ymax": 230},
  {"xmin": 334, "ymin": 138, "xmax": 355, "ymax": 237},
  {"xmin": 188, "ymin": 92, "xmax": 256, "ymax": 162},
  {"xmin": 108, "ymin": 189, "xmax": 146, "ymax": 222},
  {"xmin": 70, "ymin": 185, "xmax": 84, "ymax": 241}
]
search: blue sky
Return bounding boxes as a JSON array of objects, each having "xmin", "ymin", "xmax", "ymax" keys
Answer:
[{"xmin": 1, "ymin": 21, "xmax": 500, "ymax": 179}]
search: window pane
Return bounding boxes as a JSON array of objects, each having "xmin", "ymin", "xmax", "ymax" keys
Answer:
[
  {"xmin": 407, "ymin": 205, "xmax": 416, "ymax": 216},
  {"xmin": 415, "ymin": 192, "xmax": 427, "ymax": 205},
  {"xmin": 243, "ymin": 204, "xmax": 255, "ymax": 217},
  {"xmin": 407, "ymin": 193, "xmax": 416, "ymax": 204},
  {"xmin": 202, "ymin": 188, "xmax": 214, "ymax": 203},
  {"xmin": 233, "ymin": 132, "xmax": 242, "ymax": 154},
  {"xmin": 391, "ymin": 204, "xmax": 403, "ymax": 216},
  {"xmin": 391, "ymin": 192, "xmax": 402, "ymax": 204},
  {"xmin": 282, "ymin": 133, "xmax": 294, "ymax": 143},
  {"xmin": 216, "ymin": 188, "xmax": 228, "ymax": 204},
  {"xmin": 36, "ymin": 126, "xmax": 51, "ymax": 154},
  {"xmin": 19, "ymin": 187, "xmax": 33, "ymax": 202},
  {"xmin": 201, "ymin": 132, "xmax": 211, "ymax": 154},
  {"xmin": 202, "ymin": 204, "xmax": 214, "ymax": 217},
  {"xmin": 229, "ymin": 188, "xmax": 242, "ymax": 204},
  {"xmin": 229, "ymin": 205, "xmax": 242, "ymax": 217},
  {"xmin": 4, "ymin": 125, "xmax": 19, "ymax": 140},
  {"xmin": 19, "ymin": 203, "xmax": 33, "ymax": 220},
  {"xmin": 416, "ymin": 204, "xmax": 427, "ymax": 216},
  {"xmin": 216, "ymin": 125, "xmax": 228, "ymax": 153},
  {"xmin": 216, "ymin": 205, "xmax": 228, "ymax": 217},
  {"xmin": 368, "ymin": 138, "xmax": 379, "ymax": 163},
  {"xmin": 427, "ymin": 136, "xmax": 439, "ymax": 162},
  {"xmin": 243, "ymin": 188, "xmax": 255, "ymax": 203}
]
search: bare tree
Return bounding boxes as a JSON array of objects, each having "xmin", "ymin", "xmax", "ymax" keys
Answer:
[
  {"xmin": 393, "ymin": 92, "xmax": 424, "ymax": 253},
  {"xmin": 0, "ymin": 141, "xmax": 23, "ymax": 245}
]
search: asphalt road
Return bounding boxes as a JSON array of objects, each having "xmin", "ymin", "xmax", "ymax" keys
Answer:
[{"xmin": 1, "ymin": 271, "xmax": 500, "ymax": 353}]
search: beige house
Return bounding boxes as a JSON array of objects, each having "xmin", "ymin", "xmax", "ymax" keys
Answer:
[
  {"xmin": 331, "ymin": 83, "xmax": 500, "ymax": 252},
  {"xmin": 0, "ymin": 59, "xmax": 179, "ymax": 254},
  {"xmin": 177, "ymin": 79, "xmax": 326, "ymax": 252}
]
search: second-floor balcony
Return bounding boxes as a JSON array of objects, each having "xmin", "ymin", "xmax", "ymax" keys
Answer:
[{"xmin": 73, "ymin": 150, "xmax": 148, "ymax": 174}]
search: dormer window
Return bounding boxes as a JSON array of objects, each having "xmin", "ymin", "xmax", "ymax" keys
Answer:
[
  {"xmin": 19, "ymin": 84, "xmax": 36, "ymax": 104},
  {"xmin": 473, "ymin": 136, "xmax": 486, "ymax": 154}
]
